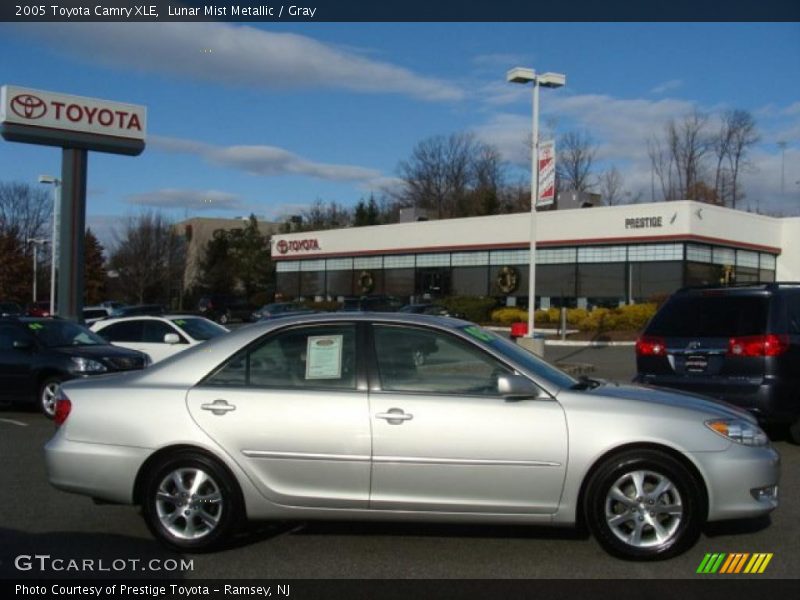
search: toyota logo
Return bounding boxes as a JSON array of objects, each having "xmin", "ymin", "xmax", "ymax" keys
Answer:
[
  {"xmin": 276, "ymin": 240, "xmax": 289, "ymax": 254},
  {"xmin": 10, "ymin": 94, "xmax": 47, "ymax": 120}
]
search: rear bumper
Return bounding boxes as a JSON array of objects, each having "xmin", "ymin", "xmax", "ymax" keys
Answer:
[
  {"xmin": 45, "ymin": 427, "xmax": 149, "ymax": 504},
  {"xmin": 634, "ymin": 374, "xmax": 800, "ymax": 423}
]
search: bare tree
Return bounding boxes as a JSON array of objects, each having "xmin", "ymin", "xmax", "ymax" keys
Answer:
[
  {"xmin": 109, "ymin": 211, "xmax": 186, "ymax": 305},
  {"xmin": 397, "ymin": 132, "xmax": 507, "ymax": 219},
  {"xmin": 668, "ymin": 110, "xmax": 712, "ymax": 200},
  {"xmin": 0, "ymin": 182, "xmax": 52, "ymax": 242},
  {"xmin": 724, "ymin": 109, "xmax": 759, "ymax": 209},
  {"xmin": 599, "ymin": 167, "xmax": 625, "ymax": 205},
  {"xmin": 647, "ymin": 136, "xmax": 677, "ymax": 201},
  {"xmin": 556, "ymin": 131, "xmax": 597, "ymax": 192}
]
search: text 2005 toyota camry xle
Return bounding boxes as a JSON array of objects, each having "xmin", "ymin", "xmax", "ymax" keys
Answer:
[{"xmin": 45, "ymin": 313, "xmax": 780, "ymax": 560}]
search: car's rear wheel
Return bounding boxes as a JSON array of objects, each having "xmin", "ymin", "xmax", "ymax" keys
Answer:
[
  {"xmin": 584, "ymin": 449, "xmax": 705, "ymax": 560},
  {"xmin": 788, "ymin": 419, "xmax": 800, "ymax": 445},
  {"xmin": 39, "ymin": 377, "xmax": 62, "ymax": 418},
  {"xmin": 141, "ymin": 452, "xmax": 242, "ymax": 552}
]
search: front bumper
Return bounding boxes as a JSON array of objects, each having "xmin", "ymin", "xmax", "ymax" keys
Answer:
[
  {"xmin": 45, "ymin": 427, "xmax": 149, "ymax": 505},
  {"xmin": 691, "ymin": 442, "xmax": 780, "ymax": 522}
]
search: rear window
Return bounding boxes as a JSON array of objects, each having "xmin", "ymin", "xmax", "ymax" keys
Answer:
[{"xmin": 646, "ymin": 294, "xmax": 769, "ymax": 337}]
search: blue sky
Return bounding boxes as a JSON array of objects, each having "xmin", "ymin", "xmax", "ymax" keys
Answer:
[{"xmin": 1, "ymin": 22, "xmax": 799, "ymax": 249}]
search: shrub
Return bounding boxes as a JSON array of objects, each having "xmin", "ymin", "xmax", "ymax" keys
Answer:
[
  {"xmin": 440, "ymin": 296, "xmax": 498, "ymax": 323},
  {"xmin": 615, "ymin": 303, "xmax": 658, "ymax": 330},
  {"xmin": 490, "ymin": 307, "xmax": 529, "ymax": 325}
]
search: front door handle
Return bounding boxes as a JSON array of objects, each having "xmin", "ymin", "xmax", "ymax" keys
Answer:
[
  {"xmin": 376, "ymin": 408, "xmax": 413, "ymax": 425},
  {"xmin": 201, "ymin": 399, "xmax": 237, "ymax": 416}
]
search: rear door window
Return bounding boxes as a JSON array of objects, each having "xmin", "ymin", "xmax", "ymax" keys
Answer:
[{"xmin": 647, "ymin": 294, "xmax": 768, "ymax": 337}]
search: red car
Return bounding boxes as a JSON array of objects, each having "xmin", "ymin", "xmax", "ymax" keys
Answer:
[{"xmin": 26, "ymin": 301, "xmax": 51, "ymax": 317}]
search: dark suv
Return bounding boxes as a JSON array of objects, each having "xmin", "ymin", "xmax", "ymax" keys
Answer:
[
  {"xmin": 0, "ymin": 317, "xmax": 150, "ymax": 418},
  {"xmin": 635, "ymin": 283, "xmax": 800, "ymax": 441},
  {"xmin": 198, "ymin": 295, "xmax": 255, "ymax": 324}
]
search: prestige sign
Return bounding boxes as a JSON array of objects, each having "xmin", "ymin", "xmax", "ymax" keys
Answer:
[{"xmin": 0, "ymin": 85, "xmax": 146, "ymax": 155}]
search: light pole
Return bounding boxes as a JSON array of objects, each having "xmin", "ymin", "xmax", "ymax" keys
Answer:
[
  {"xmin": 39, "ymin": 174, "xmax": 61, "ymax": 315},
  {"xmin": 507, "ymin": 67, "xmax": 565, "ymax": 341},
  {"xmin": 27, "ymin": 238, "xmax": 49, "ymax": 302}
]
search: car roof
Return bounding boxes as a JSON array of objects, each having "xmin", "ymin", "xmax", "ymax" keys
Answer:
[{"xmin": 93, "ymin": 314, "xmax": 205, "ymax": 325}]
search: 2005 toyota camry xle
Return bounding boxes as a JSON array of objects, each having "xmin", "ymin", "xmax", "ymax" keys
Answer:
[{"xmin": 45, "ymin": 313, "xmax": 780, "ymax": 560}]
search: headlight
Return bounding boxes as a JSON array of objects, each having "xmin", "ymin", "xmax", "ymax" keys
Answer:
[
  {"xmin": 705, "ymin": 418, "xmax": 768, "ymax": 446},
  {"xmin": 70, "ymin": 357, "xmax": 108, "ymax": 374}
]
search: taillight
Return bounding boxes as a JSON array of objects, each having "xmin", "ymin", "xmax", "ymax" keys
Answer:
[
  {"xmin": 54, "ymin": 392, "xmax": 71, "ymax": 426},
  {"xmin": 636, "ymin": 335, "xmax": 667, "ymax": 356},
  {"xmin": 728, "ymin": 334, "xmax": 790, "ymax": 357}
]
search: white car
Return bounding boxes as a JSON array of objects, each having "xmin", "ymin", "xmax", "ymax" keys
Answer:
[{"xmin": 90, "ymin": 315, "xmax": 229, "ymax": 363}]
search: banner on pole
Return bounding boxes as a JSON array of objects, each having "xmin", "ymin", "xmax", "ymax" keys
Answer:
[{"xmin": 537, "ymin": 139, "xmax": 556, "ymax": 207}]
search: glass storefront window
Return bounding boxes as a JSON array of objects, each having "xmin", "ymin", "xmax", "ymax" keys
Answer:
[
  {"xmin": 452, "ymin": 266, "xmax": 489, "ymax": 296},
  {"xmin": 630, "ymin": 262, "xmax": 683, "ymax": 303}
]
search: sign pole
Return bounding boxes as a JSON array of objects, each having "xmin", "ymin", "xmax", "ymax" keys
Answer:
[{"xmin": 58, "ymin": 148, "xmax": 88, "ymax": 322}]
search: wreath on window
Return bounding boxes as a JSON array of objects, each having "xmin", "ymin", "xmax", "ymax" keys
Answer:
[
  {"xmin": 496, "ymin": 266, "xmax": 519, "ymax": 294},
  {"xmin": 358, "ymin": 270, "xmax": 375, "ymax": 294}
]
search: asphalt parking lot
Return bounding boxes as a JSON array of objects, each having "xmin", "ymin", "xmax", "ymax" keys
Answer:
[{"xmin": 1, "ymin": 344, "xmax": 798, "ymax": 580}]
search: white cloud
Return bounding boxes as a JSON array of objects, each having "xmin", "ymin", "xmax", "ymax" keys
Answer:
[
  {"xmin": 150, "ymin": 135, "xmax": 386, "ymax": 183},
  {"xmin": 20, "ymin": 22, "xmax": 463, "ymax": 102},
  {"xmin": 650, "ymin": 79, "xmax": 683, "ymax": 95},
  {"xmin": 475, "ymin": 92, "xmax": 800, "ymax": 214},
  {"xmin": 126, "ymin": 188, "xmax": 244, "ymax": 211}
]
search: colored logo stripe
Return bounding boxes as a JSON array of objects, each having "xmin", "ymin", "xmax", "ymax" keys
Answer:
[{"xmin": 697, "ymin": 553, "xmax": 773, "ymax": 574}]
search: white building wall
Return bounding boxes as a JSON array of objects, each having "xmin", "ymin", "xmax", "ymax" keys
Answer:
[{"xmin": 273, "ymin": 200, "xmax": 787, "ymax": 261}]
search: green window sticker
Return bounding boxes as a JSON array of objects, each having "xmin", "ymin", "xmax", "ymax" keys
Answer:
[
  {"xmin": 463, "ymin": 325, "xmax": 494, "ymax": 343},
  {"xmin": 173, "ymin": 320, "xmax": 186, "ymax": 326},
  {"xmin": 27, "ymin": 323, "xmax": 44, "ymax": 331}
]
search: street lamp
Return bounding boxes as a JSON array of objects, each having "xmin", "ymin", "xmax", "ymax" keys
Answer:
[
  {"xmin": 507, "ymin": 67, "xmax": 565, "ymax": 343},
  {"xmin": 39, "ymin": 174, "xmax": 61, "ymax": 315},
  {"xmin": 27, "ymin": 238, "xmax": 49, "ymax": 303}
]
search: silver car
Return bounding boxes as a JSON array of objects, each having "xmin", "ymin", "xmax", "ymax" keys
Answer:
[{"xmin": 45, "ymin": 313, "xmax": 780, "ymax": 559}]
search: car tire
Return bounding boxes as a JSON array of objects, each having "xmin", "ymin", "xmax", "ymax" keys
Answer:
[
  {"xmin": 141, "ymin": 451, "xmax": 243, "ymax": 552},
  {"xmin": 788, "ymin": 419, "xmax": 800, "ymax": 445},
  {"xmin": 217, "ymin": 311, "xmax": 230, "ymax": 325},
  {"xmin": 584, "ymin": 449, "xmax": 705, "ymax": 560},
  {"xmin": 39, "ymin": 377, "xmax": 62, "ymax": 419}
]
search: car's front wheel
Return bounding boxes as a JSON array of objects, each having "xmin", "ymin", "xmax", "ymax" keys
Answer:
[
  {"xmin": 39, "ymin": 377, "xmax": 62, "ymax": 418},
  {"xmin": 141, "ymin": 452, "xmax": 242, "ymax": 552},
  {"xmin": 584, "ymin": 449, "xmax": 705, "ymax": 560}
]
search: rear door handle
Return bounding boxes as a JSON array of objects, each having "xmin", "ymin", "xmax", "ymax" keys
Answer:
[
  {"xmin": 376, "ymin": 408, "xmax": 413, "ymax": 425},
  {"xmin": 201, "ymin": 399, "xmax": 237, "ymax": 416}
]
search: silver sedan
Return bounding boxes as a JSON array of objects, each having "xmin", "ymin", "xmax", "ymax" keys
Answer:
[{"xmin": 45, "ymin": 313, "xmax": 780, "ymax": 560}]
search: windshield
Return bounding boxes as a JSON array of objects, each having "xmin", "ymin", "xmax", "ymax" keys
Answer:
[
  {"xmin": 647, "ymin": 294, "xmax": 769, "ymax": 337},
  {"xmin": 458, "ymin": 325, "xmax": 577, "ymax": 390},
  {"xmin": 171, "ymin": 318, "xmax": 228, "ymax": 341},
  {"xmin": 26, "ymin": 320, "xmax": 107, "ymax": 347}
]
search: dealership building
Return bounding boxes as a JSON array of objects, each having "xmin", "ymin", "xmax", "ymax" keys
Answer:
[{"xmin": 271, "ymin": 200, "xmax": 800, "ymax": 309}]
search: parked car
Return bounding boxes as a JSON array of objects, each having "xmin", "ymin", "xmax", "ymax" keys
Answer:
[
  {"xmin": 340, "ymin": 295, "xmax": 402, "ymax": 312},
  {"xmin": 251, "ymin": 302, "xmax": 315, "ymax": 322},
  {"xmin": 0, "ymin": 317, "xmax": 149, "ymax": 417},
  {"xmin": 110, "ymin": 304, "xmax": 165, "ymax": 318},
  {"xmin": 1, "ymin": 302, "xmax": 23, "ymax": 317},
  {"xmin": 82, "ymin": 305, "xmax": 114, "ymax": 325},
  {"xmin": 46, "ymin": 313, "xmax": 778, "ymax": 559},
  {"xmin": 24, "ymin": 301, "xmax": 50, "ymax": 317},
  {"xmin": 635, "ymin": 282, "xmax": 800, "ymax": 443},
  {"xmin": 91, "ymin": 315, "xmax": 228, "ymax": 363},
  {"xmin": 399, "ymin": 303, "xmax": 466, "ymax": 319},
  {"xmin": 198, "ymin": 295, "xmax": 255, "ymax": 324}
]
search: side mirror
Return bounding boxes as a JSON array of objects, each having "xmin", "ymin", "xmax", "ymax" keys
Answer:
[
  {"xmin": 13, "ymin": 339, "xmax": 34, "ymax": 351},
  {"xmin": 497, "ymin": 374, "xmax": 541, "ymax": 400},
  {"xmin": 163, "ymin": 333, "xmax": 181, "ymax": 344}
]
